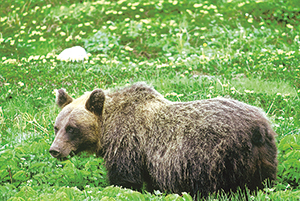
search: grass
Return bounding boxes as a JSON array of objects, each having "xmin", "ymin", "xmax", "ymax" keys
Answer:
[{"xmin": 0, "ymin": 0, "xmax": 300, "ymax": 200}]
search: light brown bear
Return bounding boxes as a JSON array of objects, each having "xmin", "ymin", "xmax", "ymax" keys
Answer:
[{"xmin": 49, "ymin": 83, "xmax": 277, "ymax": 198}]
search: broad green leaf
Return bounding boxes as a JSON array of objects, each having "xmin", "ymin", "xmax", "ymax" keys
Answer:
[
  {"xmin": 100, "ymin": 196, "xmax": 116, "ymax": 201},
  {"xmin": 182, "ymin": 192, "xmax": 193, "ymax": 201},
  {"xmin": 29, "ymin": 162, "xmax": 47, "ymax": 170},
  {"xmin": 0, "ymin": 169, "xmax": 9, "ymax": 180},
  {"xmin": 14, "ymin": 186, "xmax": 37, "ymax": 199},
  {"xmin": 119, "ymin": 191, "xmax": 146, "ymax": 201},
  {"xmin": 164, "ymin": 194, "xmax": 183, "ymax": 201},
  {"xmin": 7, "ymin": 197, "xmax": 25, "ymax": 201},
  {"xmin": 12, "ymin": 170, "xmax": 28, "ymax": 182}
]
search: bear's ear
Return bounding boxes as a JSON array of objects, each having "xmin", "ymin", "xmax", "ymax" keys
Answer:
[
  {"xmin": 86, "ymin": 89, "xmax": 105, "ymax": 116},
  {"xmin": 56, "ymin": 89, "xmax": 73, "ymax": 109}
]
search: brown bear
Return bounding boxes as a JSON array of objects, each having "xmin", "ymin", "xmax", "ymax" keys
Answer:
[{"xmin": 49, "ymin": 82, "xmax": 277, "ymax": 198}]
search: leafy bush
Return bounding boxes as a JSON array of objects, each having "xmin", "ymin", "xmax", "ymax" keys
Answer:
[{"xmin": 277, "ymin": 131, "xmax": 300, "ymax": 188}]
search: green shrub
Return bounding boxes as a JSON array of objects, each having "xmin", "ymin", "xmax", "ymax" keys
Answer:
[{"xmin": 278, "ymin": 131, "xmax": 300, "ymax": 189}]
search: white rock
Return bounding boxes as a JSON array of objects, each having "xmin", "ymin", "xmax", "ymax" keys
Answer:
[{"xmin": 57, "ymin": 46, "xmax": 88, "ymax": 62}]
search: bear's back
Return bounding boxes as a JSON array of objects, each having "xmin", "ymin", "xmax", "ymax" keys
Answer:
[
  {"xmin": 148, "ymin": 97, "xmax": 268, "ymax": 141},
  {"xmin": 143, "ymin": 97, "xmax": 276, "ymax": 194}
]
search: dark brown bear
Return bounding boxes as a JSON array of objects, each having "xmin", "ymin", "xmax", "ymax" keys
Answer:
[{"xmin": 49, "ymin": 83, "xmax": 277, "ymax": 198}]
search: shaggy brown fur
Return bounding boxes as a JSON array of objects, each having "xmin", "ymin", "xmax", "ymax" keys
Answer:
[{"xmin": 49, "ymin": 83, "xmax": 277, "ymax": 198}]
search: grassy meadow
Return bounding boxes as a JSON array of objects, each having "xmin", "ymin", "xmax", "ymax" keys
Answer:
[{"xmin": 1, "ymin": 0, "xmax": 300, "ymax": 200}]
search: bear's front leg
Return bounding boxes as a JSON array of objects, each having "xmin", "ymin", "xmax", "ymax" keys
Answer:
[
  {"xmin": 105, "ymin": 146, "xmax": 145, "ymax": 191},
  {"xmin": 107, "ymin": 162, "xmax": 144, "ymax": 191}
]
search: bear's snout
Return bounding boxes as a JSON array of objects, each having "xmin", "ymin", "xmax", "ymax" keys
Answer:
[
  {"xmin": 49, "ymin": 141, "xmax": 75, "ymax": 160},
  {"xmin": 49, "ymin": 147, "xmax": 61, "ymax": 158}
]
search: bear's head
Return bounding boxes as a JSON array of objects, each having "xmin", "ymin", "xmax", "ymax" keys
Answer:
[{"xmin": 49, "ymin": 88, "xmax": 105, "ymax": 160}]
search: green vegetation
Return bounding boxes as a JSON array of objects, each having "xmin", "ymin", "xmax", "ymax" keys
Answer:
[{"xmin": 0, "ymin": 0, "xmax": 300, "ymax": 200}]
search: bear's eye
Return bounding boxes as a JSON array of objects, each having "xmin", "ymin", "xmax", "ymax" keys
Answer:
[
  {"xmin": 54, "ymin": 127, "xmax": 59, "ymax": 134},
  {"xmin": 66, "ymin": 126, "xmax": 75, "ymax": 134}
]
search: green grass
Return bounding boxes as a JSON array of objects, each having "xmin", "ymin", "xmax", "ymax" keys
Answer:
[{"xmin": 1, "ymin": 0, "xmax": 300, "ymax": 200}]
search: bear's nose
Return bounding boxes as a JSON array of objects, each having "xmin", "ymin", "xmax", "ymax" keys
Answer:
[{"xmin": 49, "ymin": 148, "xmax": 61, "ymax": 158}]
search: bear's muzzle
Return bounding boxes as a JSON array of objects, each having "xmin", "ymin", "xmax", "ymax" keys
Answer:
[
  {"xmin": 49, "ymin": 146, "xmax": 61, "ymax": 158},
  {"xmin": 49, "ymin": 145, "xmax": 76, "ymax": 160},
  {"xmin": 49, "ymin": 137, "xmax": 76, "ymax": 160}
]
